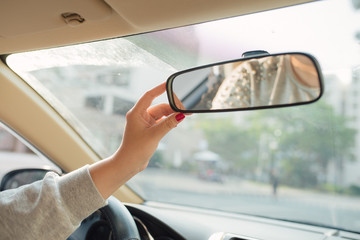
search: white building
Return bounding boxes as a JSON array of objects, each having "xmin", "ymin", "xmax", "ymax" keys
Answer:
[{"xmin": 323, "ymin": 67, "xmax": 360, "ymax": 186}]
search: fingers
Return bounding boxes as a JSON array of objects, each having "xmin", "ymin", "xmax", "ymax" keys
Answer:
[
  {"xmin": 148, "ymin": 103, "xmax": 175, "ymax": 121},
  {"xmin": 129, "ymin": 82, "xmax": 187, "ymax": 139},
  {"xmin": 133, "ymin": 82, "xmax": 166, "ymax": 113},
  {"xmin": 151, "ymin": 113, "xmax": 185, "ymax": 140},
  {"xmin": 173, "ymin": 92, "xmax": 191, "ymax": 115},
  {"xmin": 173, "ymin": 93, "xmax": 186, "ymax": 110}
]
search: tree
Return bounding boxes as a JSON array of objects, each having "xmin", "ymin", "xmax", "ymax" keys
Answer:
[
  {"xmin": 197, "ymin": 100, "xmax": 357, "ymax": 188},
  {"xmin": 247, "ymin": 101, "xmax": 356, "ymax": 187},
  {"xmin": 195, "ymin": 116, "xmax": 259, "ymax": 176}
]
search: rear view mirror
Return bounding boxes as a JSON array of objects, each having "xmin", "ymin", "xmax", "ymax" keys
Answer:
[{"xmin": 166, "ymin": 53, "xmax": 323, "ymax": 113}]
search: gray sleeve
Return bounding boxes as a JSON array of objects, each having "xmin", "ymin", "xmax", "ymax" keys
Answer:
[{"xmin": 0, "ymin": 165, "xmax": 107, "ymax": 239}]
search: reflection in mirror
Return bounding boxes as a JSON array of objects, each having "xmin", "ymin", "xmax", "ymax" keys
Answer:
[{"xmin": 167, "ymin": 53, "xmax": 323, "ymax": 113}]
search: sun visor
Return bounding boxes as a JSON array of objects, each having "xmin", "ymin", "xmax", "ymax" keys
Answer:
[
  {"xmin": 0, "ymin": 0, "xmax": 113, "ymax": 37},
  {"xmin": 104, "ymin": 0, "xmax": 241, "ymax": 29},
  {"xmin": 104, "ymin": 0, "xmax": 316, "ymax": 30}
]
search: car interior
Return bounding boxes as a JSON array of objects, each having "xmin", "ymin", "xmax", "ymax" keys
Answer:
[{"xmin": 1, "ymin": 0, "xmax": 360, "ymax": 239}]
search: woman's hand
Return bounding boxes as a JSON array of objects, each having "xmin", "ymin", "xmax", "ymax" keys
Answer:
[
  {"xmin": 89, "ymin": 83, "xmax": 185, "ymax": 199},
  {"xmin": 119, "ymin": 82, "xmax": 185, "ymax": 171}
]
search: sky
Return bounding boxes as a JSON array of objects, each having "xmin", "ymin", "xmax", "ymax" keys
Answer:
[{"xmin": 194, "ymin": 0, "xmax": 360, "ymax": 83}]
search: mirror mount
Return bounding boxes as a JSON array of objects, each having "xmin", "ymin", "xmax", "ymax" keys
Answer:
[{"xmin": 242, "ymin": 50, "xmax": 269, "ymax": 58}]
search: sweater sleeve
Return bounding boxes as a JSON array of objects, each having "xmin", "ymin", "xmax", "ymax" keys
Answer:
[{"xmin": 0, "ymin": 165, "xmax": 107, "ymax": 239}]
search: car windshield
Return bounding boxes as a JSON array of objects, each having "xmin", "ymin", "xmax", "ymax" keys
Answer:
[{"xmin": 7, "ymin": 0, "xmax": 360, "ymax": 233}]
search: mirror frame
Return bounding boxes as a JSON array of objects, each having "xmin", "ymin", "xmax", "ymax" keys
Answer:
[{"xmin": 166, "ymin": 52, "xmax": 324, "ymax": 113}]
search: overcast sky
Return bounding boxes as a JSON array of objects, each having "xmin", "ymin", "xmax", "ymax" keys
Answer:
[{"xmin": 195, "ymin": 0, "xmax": 360, "ymax": 79}]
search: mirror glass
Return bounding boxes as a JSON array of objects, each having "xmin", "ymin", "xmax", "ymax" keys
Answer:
[
  {"xmin": 0, "ymin": 169, "xmax": 51, "ymax": 191},
  {"xmin": 167, "ymin": 53, "xmax": 323, "ymax": 113}
]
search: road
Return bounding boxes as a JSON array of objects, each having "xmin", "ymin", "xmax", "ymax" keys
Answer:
[{"xmin": 128, "ymin": 168, "xmax": 360, "ymax": 233}]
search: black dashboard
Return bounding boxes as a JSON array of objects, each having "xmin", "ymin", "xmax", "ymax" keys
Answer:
[
  {"xmin": 125, "ymin": 202, "xmax": 360, "ymax": 240},
  {"xmin": 67, "ymin": 198, "xmax": 360, "ymax": 240}
]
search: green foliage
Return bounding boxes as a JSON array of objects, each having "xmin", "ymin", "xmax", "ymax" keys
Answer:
[
  {"xmin": 318, "ymin": 183, "xmax": 360, "ymax": 196},
  {"xmin": 281, "ymin": 157, "xmax": 318, "ymax": 188},
  {"xmin": 348, "ymin": 185, "xmax": 360, "ymax": 196},
  {"xmin": 197, "ymin": 100, "xmax": 357, "ymax": 190},
  {"xmin": 195, "ymin": 117, "xmax": 259, "ymax": 175}
]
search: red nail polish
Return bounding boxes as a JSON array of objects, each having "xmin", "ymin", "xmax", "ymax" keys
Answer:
[{"xmin": 175, "ymin": 113, "xmax": 185, "ymax": 122}]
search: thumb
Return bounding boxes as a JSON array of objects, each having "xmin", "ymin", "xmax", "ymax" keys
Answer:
[{"xmin": 152, "ymin": 113, "xmax": 185, "ymax": 140}]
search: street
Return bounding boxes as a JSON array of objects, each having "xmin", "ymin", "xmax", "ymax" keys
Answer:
[{"xmin": 129, "ymin": 168, "xmax": 360, "ymax": 233}]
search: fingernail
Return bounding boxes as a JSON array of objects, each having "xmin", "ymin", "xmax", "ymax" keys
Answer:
[{"xmin": 175, "ymin": 113, "xmax": 185, "ymax": 122}]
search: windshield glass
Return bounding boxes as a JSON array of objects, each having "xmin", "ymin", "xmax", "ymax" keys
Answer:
[{"xmin": 7, "ymin": 0, "xmax": 360, "ymax": 233}]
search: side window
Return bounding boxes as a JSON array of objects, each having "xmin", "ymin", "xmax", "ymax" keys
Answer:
[{"xmin": 0, "ymin": 123, "xmax": 60, "ymax": 182}]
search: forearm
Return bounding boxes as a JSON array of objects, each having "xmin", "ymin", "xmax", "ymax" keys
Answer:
[
  {"xmin": 89, "ymin": 154, "xmax": 135, "ymax": 199},
  {"xmin": 0, "ymin": 166, "xmax": 106, "ymax": 239}
]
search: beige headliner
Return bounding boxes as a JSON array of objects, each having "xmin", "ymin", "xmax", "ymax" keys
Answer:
[
  {"xmin": 0, "ymin": 0, "xmax": 315, "ymax": 54},
  {"xmin": 0, "ymin": 0, "xmax": 316, "ymax": 203}
]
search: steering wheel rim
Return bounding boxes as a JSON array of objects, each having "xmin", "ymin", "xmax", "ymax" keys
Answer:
[{"xmin": 68, "ymin": 196, "xmax": 140, "ymax": 240}]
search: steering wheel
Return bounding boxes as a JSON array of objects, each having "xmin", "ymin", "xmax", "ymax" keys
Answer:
[
  {"xmin": 0, "ymin": 169, "xmax": 140, "ymax": 239},
  {"xmin": 68, "ymin": 196, "xmax": 140, "ymax": 240}
]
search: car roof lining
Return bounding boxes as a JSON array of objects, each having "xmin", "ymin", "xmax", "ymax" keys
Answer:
[{"xmin": 0, "ymin": 0, "xmax": 317, "ymax": 55}]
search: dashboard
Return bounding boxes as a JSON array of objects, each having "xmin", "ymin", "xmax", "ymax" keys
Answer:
[{"xmin": 125, "ymin": 202, "xmax": 360, "ymax": 240}]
